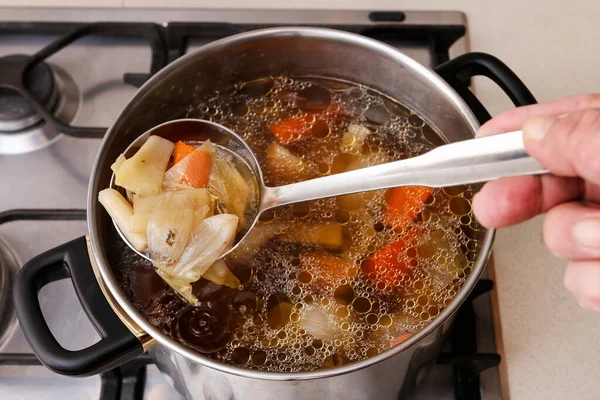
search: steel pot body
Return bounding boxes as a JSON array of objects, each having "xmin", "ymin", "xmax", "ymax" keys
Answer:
[
  {"xmin": 13, "ymin": 27, "xmax": 536, "ymax": 400},
  {"xmin": 150, "ymin": 316, "xmax": 453, "ymax": 400}
]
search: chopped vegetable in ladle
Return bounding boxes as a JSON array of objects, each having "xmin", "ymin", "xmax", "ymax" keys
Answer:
[{"xmin": 100, "ymin": 135, "xmax": 254, "ymax": 304}]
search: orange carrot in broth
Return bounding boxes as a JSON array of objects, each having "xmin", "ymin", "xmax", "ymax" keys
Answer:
[
  {"xmin": 392, "ymin": 332, "xmax": 413, "ymax": 347},
  {"xmin": 382, "ymin": 186, "xmax": 433, "ymax": 231},
  {"xmin": 269, "ymin": 115, "xmax": 315, "ymax": 144},
  {"xmin": 362, "ymin": 227, "xmax": 421, "ymax": 290},
  {"xmin": 268, "ymin": 100, "xmax": 342, "ymax": 144},
  {"xmin": 301, "ymin": 251, "xmax": 354, "ymax": 287},
  {"xmin": 173, "ymin": 141, "xmax": 196, "ymax": 165}
]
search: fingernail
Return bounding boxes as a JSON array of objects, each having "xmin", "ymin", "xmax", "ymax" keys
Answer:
[
  {"xmin": 523, "ymin": 115, "xmax": 556, "ymax": 141},
  {"xmin": 577, "ymin": 296, "xmax": 600, "ymax": 312},
  {"xmin": 573, "ymin": 218, "xmax": 600, "ymax": 248},
  {"xmin": 476, "ymin": 127, "xmax": 491, "ymax": 137}
]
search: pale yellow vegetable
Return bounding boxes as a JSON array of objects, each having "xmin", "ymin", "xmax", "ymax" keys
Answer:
[
  {"xmin": 146, "ymin": 191, "xmax": 195, "ymax": 267},
  {"xmin": 130, "ymin": 193, "xmax": 169, "ymax": 235},
  {"xmin": 190, "ymin": 188, "xmax": 216, "ymax": 214},
  {"xmin": 162, "ymin": 182, "xmax": 192, "ymax": 191},
  {"xmin": 209, "ymin": 158, "xmax": 251, "ymax": 227},
  {"xmin": 110, "ymin": 154, "xmax": 126, "ymax": 174},
  {"xmin": 129, "ymin": 213, "xmax": 150, "ymax": 234},
  {"xmin": 341, "ymin": 124, "xmax": 370, "ymax": 151},
  {"xmin": 191, "ymin": 205, "xmax": 210, "ymax": 231},
  {"xmin": 163, "ymin": 181, "xmax": 217, "ymax": 211},
  {"xmin": 265, "ymin": 142, "xmax": 312, "ymax": 182},
  {"xmin": 133, "ymin": 193, "xmax": 163, "ymax": 214},
  {"xmin": 284, "ymin": 223, "xmax": 344, "ymax": 252},
  {"xmin": 125, "ymin": 190, "xmax": 135, "ymax": 203},
  {"xmin": 155, "ymin": 269, "xmax": 197, "ymax": 304},
  {"xmin": 155, "ymin": 214, "xmax": 238, "ymax": 295},
  {"xmin": 98, "ymin": 188, "xmax": 147, "ymax": 252},
  {"xmin": 114, "ymin": 136, "xmax": 174, "ymax": 195},
  {"xmin": 336, "ymin": 193, "xmax": 363, "ymax": 211},
  {"xmin": 417, "ymin": 229, "xmax": 468, "ymax": 280},
  {"xmin": 298, "ymin": 307, "xmax": 342, "ymax": 341},
  {"xmin": 203, "ymin": 259, "xmax": 241, "ymax": 289},
  {"xmin": 131, "ymin": 189, "xmax": 214, "ymax": 236}
]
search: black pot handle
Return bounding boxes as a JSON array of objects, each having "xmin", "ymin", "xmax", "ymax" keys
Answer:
[
  {"xmin": 13, "ymin": 236, "xmax": 143, "ymax": 377},
  {"xmin": 434, "ymin": 52, "xmax": 537, "ymax": 124}
]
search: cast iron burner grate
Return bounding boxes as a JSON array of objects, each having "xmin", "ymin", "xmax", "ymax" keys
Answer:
[
  {"xmin": 0, "ymin": 18, "xmax": 466, "ymax": 139},
  {"xmin": 0, "ymin": 22, "xmax": 168, "ymax": 138},
  {"xmin": 0, "ymin": 208, "xmax": 499, "ymax": 400}
]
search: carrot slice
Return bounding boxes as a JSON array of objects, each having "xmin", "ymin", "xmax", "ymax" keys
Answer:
[
  {"xmin": 181, "ymin": 150, "xmax": 213, "ymax": 188},
  {"xmin": 269, "ymin": 115, "xmax": 315, "ymax": 144},
  {"xmin": 173, "ymin": 141, "xmax": 196, "ymax": 165},
  {"xmin": 362, "ymin": 227, "xmax": 421, "ymax": 290},
  {"xmin": 392, "ymin": 332, "xmax": 413, "ymax": 347},
  {"xmin": 164, "ymin": 141, "xmax": 215, "ymax": 188},
  {"xmin": 301, "ymin": 251, "xmax": 353, "ymax": 287},
  {"xmin": 381, "ymin": 186, "xmax": 433, "ymax": 231}
]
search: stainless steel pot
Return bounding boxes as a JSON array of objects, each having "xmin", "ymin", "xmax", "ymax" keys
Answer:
[{"xmin": 13, "ymin": 27, "xmax": 536, "ymax": 400}]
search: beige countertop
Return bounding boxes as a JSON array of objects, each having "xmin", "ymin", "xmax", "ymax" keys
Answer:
[{"xmin": 2, "ymin": 1, "xmax": 600, "ymax": 399}]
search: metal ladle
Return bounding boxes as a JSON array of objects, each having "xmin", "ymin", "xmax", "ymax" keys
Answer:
[{"xmin": 110, "ymin": 118, "xmax": 547, "ymax": 262}]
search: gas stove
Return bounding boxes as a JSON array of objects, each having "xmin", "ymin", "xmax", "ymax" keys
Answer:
[{"xmin": 0, "ymin": 8, "xmax": 501, "ymax": 400}]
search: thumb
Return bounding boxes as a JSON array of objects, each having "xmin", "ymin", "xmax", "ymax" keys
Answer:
[{"xmin": 523, "ymin": 109, "xmax": 600, "ymax": 187}]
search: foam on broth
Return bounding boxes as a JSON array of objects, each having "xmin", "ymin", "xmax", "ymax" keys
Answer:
[{"xmin": 110, "ymin": 76, "xmax": 485, "ymax": 372}]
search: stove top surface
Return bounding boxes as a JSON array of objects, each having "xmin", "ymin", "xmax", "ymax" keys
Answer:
[{"xmin": 0, "ymin": 8, "xmax": 499, "ymax": 400}]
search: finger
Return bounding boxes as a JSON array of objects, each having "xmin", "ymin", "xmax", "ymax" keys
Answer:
[
  {"xmin": 523, "ymin": 108, "xmax": 600, "ymax": 186},
  {"xmin": 583, "ymin": 181, "xmax": 600, "ymax": 202},
  {"xmin": 472, "ymin": 174, "xmax": 582, "ymax": 228},
  {"xmin": 543, "ymin": 201, "xmax": 600, "ymax": 260},
  {"xmin": 564, "ymin": 260, "xmax": 600, "ymax": 311},
  {"xmin": 477, "ymin": 93, "xmax": 600, "ymax": 137}
]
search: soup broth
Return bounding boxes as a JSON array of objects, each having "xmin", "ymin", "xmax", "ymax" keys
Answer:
[{"xmin": 110, "ymin": 76, "xmax": 484, "ymax": 372}]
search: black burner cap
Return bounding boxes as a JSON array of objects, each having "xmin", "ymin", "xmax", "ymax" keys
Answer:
[{"xmin": 0, "ymin": 55, "xmax": 56, "ymax": 123}]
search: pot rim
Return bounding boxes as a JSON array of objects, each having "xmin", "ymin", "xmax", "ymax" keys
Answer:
[{"xmin": 88, "ymin": 26, "xmax": 494, "ymax": 381}]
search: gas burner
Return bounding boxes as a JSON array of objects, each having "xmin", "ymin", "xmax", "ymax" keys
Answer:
[
  {"xmin": 0, "ymin": 55, "xmax": 57, "ymax": 132},
  {"xmin": 0, "ymin": 236, "xmax": 19, "ymax": 349},
  {"xmin": 0, "ymin": 56, "xmax": 80, "ymax": 155}
]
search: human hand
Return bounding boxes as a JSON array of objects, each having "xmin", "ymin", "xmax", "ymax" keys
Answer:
[{"xmin": 471, "ymin": 94, "xmax": 600, "ymax": 310}]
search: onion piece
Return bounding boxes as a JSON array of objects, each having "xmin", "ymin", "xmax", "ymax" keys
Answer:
[
  {"xmin": 114, "ymin": 136, "xmax": 174, "ymax": 196},
  {"xmin": 130, "ymin": 193, "xmax": 168, "ymax": 235},
  {"xmin": 189, "ymin": 188, "xmax": 216, "ymax": 214},
  {"xmin": 162, "ymin": 182, "xmax": 192, "ymax": 191},
  {"xmin": 111, "ymin": 154, "xmax": 126, "ymax": 174},
  {"xmin": 146, "ymin": 191, "xmax": 195, "ymax": 267},
  {"xmin": 203, "ymin": 259, "xmax": 241, "ymax": 289},
  {"xmin": 208, "ymin": 157, "xmax": 251, "ymax": 227},
  {"xmin": 156, "ymin": 214, "xmax": 238, "ymax": 284},
  {"xmin": 133, "ymin": 193, "xmax": 163, "ymax": 214},
  {"xmin": 265, "ymin": 142, "xmax": 313, "ymax": 183},
  {"xmin": 155, "ymin": 269, "xmax": 197, "ymax": 304},
  {"xmin": 191, "ymin": 205, "xmax": 210, "ymax": 231},
  {"xmin": 131, "ymin": 189, "xmax": 214, "ymax": 237},
  {"xmin": 125, "ymin": 190, "xmax": 135, "ymax": 203},
  {"xmin": 98, "ymin": 188, "xmax": 147, "ymax": 252},
  {"xmin": 298, "ymin": 307, "xmax": 342, "ymax": 341}
]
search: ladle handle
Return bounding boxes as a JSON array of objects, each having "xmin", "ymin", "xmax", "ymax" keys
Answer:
[{"xmin": 261, "ymin": 130, "xmax": 547, "ymax": 209}]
